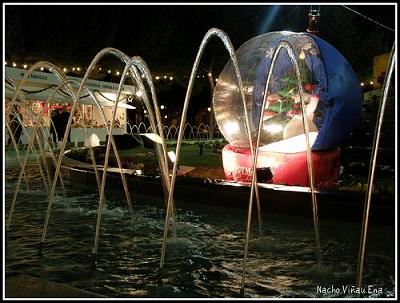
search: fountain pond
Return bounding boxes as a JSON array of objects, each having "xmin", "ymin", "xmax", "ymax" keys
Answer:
[{"xmin": 5, "ymin": 163, "xmax": 395, "ymax": 298}]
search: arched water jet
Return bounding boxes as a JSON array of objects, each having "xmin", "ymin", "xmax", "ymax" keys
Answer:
[
  {"xmin": 49, "ymin": 119, "xmax": 59, "ymax": 146},
  {"xmin": 37, "ymin": 74, "xmax": 153, "ymax": 257},
  {"xmin": 6, "ymin": 113, "xmax": 23, "ymax": 150},
  {"xmin": 173, "ymin": 125, "xmax": 180, "ymax": 141},
  {"xmin": 132, "ymin": 124, "xmax": 139, "ymax": 134},
  {"xmin": 163, "ymin": 125, "xmax": 169, "ymax": 140},
  {"xmin": 6, "ymin": 100, "xmax": 55, "ymax": 231},
  {"xmin": 39, "ymin": 80, "xmax": 137, "ymax": 255},
  {"xmin": 159, "ymin": 28, "xmax": 263, "ymax": 278},
  {"xmin": 138, "ymin": 122, "xmax": 147, "ymax": 133},
  {"xmin": 126, "ymin": 122, "xmax": 135, "ymax": 135},
  {"xmin": 126, "ymin": 57, "xmax": 171, "ymax": 196},
  {"xmin": 6, "ymin": 62, "xmax": 74, "ymax": 198},
  {"xmin": 81, "ymin": 49, "xmax": 173, "ymax": 257},
  {"xmin": 163, "ymin": 125, "xmax": 173, "ymax": 141},
  {"xmin": 190, "ymin": 125, "xmax": 197, "ymax": 141},
  {"xmin": 356, "ymin": 44, "xmax": 395, "ymax": 292},
  {"xmin": 126, "ymin": 57, "xmax": 178, "ymax": 241},
  {"xmin": 5, "ymin": 109, "xmax": 31, "ymax": 190},
  {"xmin": 240, "ymin": 40, "xmax": 321, "ymax": 296},
  {"xmin": 198, "ymin": 123, "xmax": 209, "ymax": 141},
  {"xmin": 23, "ymin": 59, "xmax": 134, "ymax": 254},
  {"xmin": 44, "ymin": 78, "xmax": 109, "ymax": 193}
]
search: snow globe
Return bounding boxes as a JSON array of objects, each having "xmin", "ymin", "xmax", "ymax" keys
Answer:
[{"xmin": 213, "ymin": 31, "xmax": 362, "ymax": 187}]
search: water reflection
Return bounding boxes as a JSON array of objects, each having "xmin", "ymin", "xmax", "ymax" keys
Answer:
[{"xmin": 4, "ymin": 166, "xmax": 395, "ymax": 298}]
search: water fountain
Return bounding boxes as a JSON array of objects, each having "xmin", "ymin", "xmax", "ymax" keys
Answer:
[
  {"xmin": 355, "ymin": 43, "xmax": 395, "ymax": 292},
  {"xmin": 4, "ymin": 27, "xmax": 395, "ymax": 298}
]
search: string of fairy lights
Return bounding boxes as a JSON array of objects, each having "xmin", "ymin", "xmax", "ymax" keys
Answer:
[
  {"xmin": 4, "ymin": 61, "xmax": 220, "ymax": 83},
  {"xmin": 5, "ymin": 60, "xmax": 378, "ymax": 88}
]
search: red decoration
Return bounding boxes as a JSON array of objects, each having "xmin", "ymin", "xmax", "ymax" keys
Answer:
[{"xmin": 222, "ymin": 144, "xmax": 340, "ymax": 188}]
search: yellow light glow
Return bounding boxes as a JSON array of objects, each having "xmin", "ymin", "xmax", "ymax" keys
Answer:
[
  {"xmin": 108, "ymin": 70, "xmax": 111, "ymax": 74},
  {"xmin": 370, "ymin": 81, "xmax": 374, "ymax": 85},
  {"xmin": 160, "ymin": 105, "xmax": 165, "ymax": 110},
  {"xmin": 116, "ymin": 71, "xmax": 120, "ymax": 75},
  {"xmin": 101, "ymin": 92, "xmax": 117, "ymax": 101},
  {"xmin": 77, "ymin": 67, "xmax": 81, "ymax": 71},
  {"xmin": 142, "ymin": 133, "xmax": 163, "ymax": 144},
  {"xmin": 207, "ymin": 107, "xmax": 211, "ymax": 112},
  {"xmin": 144, "ymin": 110, "xmax": 147, "ymax": 114},
  {"xmin": 99, "ymin": 67, "xmax": 102, "ymax": 71},
  {"xmin": 208, "ymin": 73, "xmax": 212, "ymax": 77},
  {"xmin": 164, "ymin": 75, "xmax": 167, "ymax": 79},
  {"xmin": 225, "ymin": 121, "xmax": 240, "ymax": 136},
  {"xmin": 215, "ymin": 78, "xmax": 219, "ymax": 82},
  {"xmin": 72, "ymin": 67, "xmax": 76, "ymax": 71},
  {"xmin": 259, "ymin": 132, "xmax": 318, "ymax": 153},
  {"xmin": 164, "ymin": 115, "xmax": 167, "ymax": 119},
  {"xmin": 85, "ymin": 133, "xmax": 100, "ymax": 148},
  {"xmin": 40, "ymin": 67, "xmax": 44, "ymax": 71},
  {"xmin": 360, "ymin": 82, "xmax": 364, "ymax": 86},
  {"xmin": 23, "ymin": 64, "xmax": 28, "ymax": 69},
  {"xmin": 135, "ymin": 90, "xmax": 143, "ymax": 97},
  {"xmin": 299, "ymin": 49, "xmax": 305, "ymax": 60},
  {"xmin": 63, "ymin": 67, "xmax": 67, "ymax": 72},
  {"xmin": 141, "ymin": 75, "xmax": 145, "ymax": 78},
  {"xmin": 168, "ymin": 151, "xmax": 176, "ymax": 163},
  {"xmin": 155, "ymin": 76, "xmax": 160, "ymax": 80},
  {"xmin": 5, "ymin": 61, "xmax": 7, "ymax": 65},
  {"xmin": 263, "ymin": 124, "xmax": 284, "ymax": 134},
  {"xmin": 12, "ymin": 62, "xmax": 17, "ymax": 67},
  {"xmin": 169, "ymin": 76, "xmax": 173, "ymax": 80}
]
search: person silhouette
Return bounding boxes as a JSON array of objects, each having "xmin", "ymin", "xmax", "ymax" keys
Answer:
[
  {"xmin": 54, "ymin": 106, "xmax": 71, "ymax": 143},
  {"xmin": 50, "ymin": 109, "xmax": 60, "ymax": 143}
]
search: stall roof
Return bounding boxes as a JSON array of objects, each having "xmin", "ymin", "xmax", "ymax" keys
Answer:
[{"xmin": 5, "ymin": 66, "xmax": 137, "ymax": 109}]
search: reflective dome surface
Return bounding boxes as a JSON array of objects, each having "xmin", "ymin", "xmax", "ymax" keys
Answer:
[{"xmin": 213, "ymin": 31, "xmax": 362, "ymax": 150}]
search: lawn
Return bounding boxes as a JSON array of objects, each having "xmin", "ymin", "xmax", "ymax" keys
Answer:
[
  {"xmin": 65, "ymin": 141, "xmax": 394, "ymax": 195},
  {"xmin": 66, "ymin": 140, "xmax": 227, "ymax": 179}
]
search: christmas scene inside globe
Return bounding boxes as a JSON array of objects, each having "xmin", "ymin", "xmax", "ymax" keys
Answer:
[{"xmin": 213, "ymin": 31, "xmax": 363, "ymax": 187}]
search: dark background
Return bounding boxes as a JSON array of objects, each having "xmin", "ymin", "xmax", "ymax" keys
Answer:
[{"xmin": 5, "ymin": 4, "xmax": 395, "ymax": 122}]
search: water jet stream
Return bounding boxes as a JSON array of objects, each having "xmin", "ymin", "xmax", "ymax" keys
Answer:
[
  {"xmin": 159, "ymin": 28, "xmax": 263, "ymax": 282},
  {"xmin": 5, "ymin": 109, "xmax": 31, "ymax": 190},
  {"xmin": 240, "ymin": 40, "xmax": 321, "ymax": 296},
  {"xmin": 6, "ymin": 98, "xmax": 61, "ymax": 231},
  {"xmin": 85, "ymin": 49, "xmax": 172, "ymax": 255},
  {"xmin": 356, "ymin": 44, "xmax": 395, "ymax": 292}
]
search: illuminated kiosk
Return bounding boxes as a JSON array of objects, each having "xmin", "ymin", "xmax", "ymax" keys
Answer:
[
  {"xmin": 213, "ymin": 31, "xmax": 362, "ymax": 187},
  {"xmin": 5, "ymin": 66, "xmax": 136, "ymax": 145}
]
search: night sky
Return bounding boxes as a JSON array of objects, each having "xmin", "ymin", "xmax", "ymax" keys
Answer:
[{"xmin": 5, "ymin": 4, "xmax": 395, "ymax": 81}]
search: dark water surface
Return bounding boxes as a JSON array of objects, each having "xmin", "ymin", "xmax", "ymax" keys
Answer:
[{"xmin": 4, "ymin": 163, "xmax": 396, "ymax": 298}]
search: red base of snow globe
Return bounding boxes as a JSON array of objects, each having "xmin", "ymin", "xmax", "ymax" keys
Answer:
[{"xmin": 222, "ymin": 143, "xmax": 340, "ymax": 188}]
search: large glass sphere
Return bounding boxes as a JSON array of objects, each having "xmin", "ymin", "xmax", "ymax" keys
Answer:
[{"xmin": 213, "ymin": 31, "xmax": 362, "ymax": 150}]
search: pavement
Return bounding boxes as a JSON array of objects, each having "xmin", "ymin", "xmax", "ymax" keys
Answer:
[{"xmin": 5, "ymin": 274, "xmax": 106, "ymax": 298}]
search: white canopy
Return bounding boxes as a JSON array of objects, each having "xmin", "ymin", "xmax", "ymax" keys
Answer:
[{"xmin": 5, "ymin": 66, "xmax": 136, "ymax": 109}]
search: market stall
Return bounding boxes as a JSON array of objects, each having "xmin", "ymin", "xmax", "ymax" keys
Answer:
[{"xmin": 5, "ymin": 66, "xmax": 136, "ymax": 145}]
